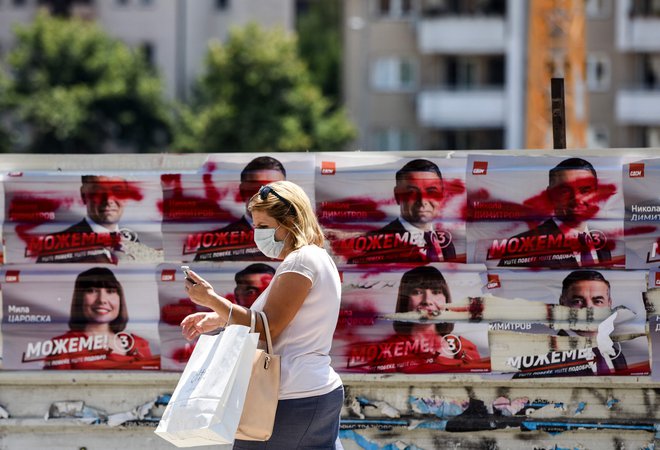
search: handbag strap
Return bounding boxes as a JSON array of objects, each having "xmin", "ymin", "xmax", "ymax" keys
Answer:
[
  {"xmin": 249, "ymin": 309, "xmax": 274, "ymax": 355},
  {"xmin": 258, "ymin": 311, "xmax": 274, "ymax": 355}
]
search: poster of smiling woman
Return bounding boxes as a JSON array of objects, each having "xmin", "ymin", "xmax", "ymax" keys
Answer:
[
  {"xmin": 316, "ymin": 153, "xmax": 467, "ymax": 265},
  {"xmin": 1, "ymin": 264, "xmax": 160, "ymax": 370},
  {"xmin": 331, "ymin": 263, "xmax": 489, "ymax": 374}
]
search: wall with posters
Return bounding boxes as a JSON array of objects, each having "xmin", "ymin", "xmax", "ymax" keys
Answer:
[{"xmin": 0, "ymin": 151, "xmax": 659, "ymax": 449}]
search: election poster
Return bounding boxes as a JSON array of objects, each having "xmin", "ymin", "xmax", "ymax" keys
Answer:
[
  {"xmin": 466, "ymin": 155, "xmax": 626, "ymax": 268},
  {"xmin": 316, "ymin": 153, "xmax": 467, "ymax": 265},
  {"xmin": 3, "ymin": 172, "xmax": 164, "ymax": 264},
  {"xmin": 623, "ymin": 158, "xmax": 660, "ymax": 269},
  {"xmin": 484, "ymin": 269, "xmax": 649, "ymax": 378},
  {"xmin": 161, "ymin": 153, "xmax": 314, "ymax": 262},
  {"xmin": 330, "ymin": 263, "xmax": 490, "ymax": 374},
  {"xmin": 157, "ymin": 261, "xmax": 278, "ymax": 371},
  {"xmin": 646, "ymin": 273, "xmax": 660, "ymax": 381},
  {"xmin": 1, "ymin": 264, "xmax": 161, "ymax": 370}
]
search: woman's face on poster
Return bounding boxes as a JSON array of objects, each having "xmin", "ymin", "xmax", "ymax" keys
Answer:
[
  {"xmin": 81, "ymin": 286, "xmax": 121, "ymax": 323},
  {"xmin": 408, "ymin": 287, "xmax": 447, "ymax": 313}
]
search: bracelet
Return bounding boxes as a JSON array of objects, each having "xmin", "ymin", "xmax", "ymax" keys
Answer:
[
  {"xmin": 222, "ymin": 302, "xmax": 234, "ymax": 329},
  {"xmin": 249, "ymin": 309, "xmax": 256, "ymax": 333}
]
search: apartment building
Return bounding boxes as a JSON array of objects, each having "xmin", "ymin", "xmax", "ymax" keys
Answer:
[
  {"xmin": 609, "ymin": 0, "xmax": 660, "ymax": 147},
  {"xmin": 344, "ymin": 0, "xmax": 660, "ymax": 151},
  {"xmin": 343, "ymin": 0, "xmax": 524, "ymax": 151},
  {"xmin": 0, "ymin": 0, "xmax": 294, "ymax": 100}
]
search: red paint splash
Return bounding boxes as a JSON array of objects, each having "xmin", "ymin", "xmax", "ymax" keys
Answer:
[
  {"xmin": 8, "ymin": 195, "xmax": 72, "ymax": 243},
  {"xmin": 625, "ymin": 225, "xmax": 657, "ymax": 236},
  {"xmin": 83, "ymin": 179, "xmax": 143, "ymax": 203},
  {"xmin": 160, "ymin": 298, "xmax": 199, "ymax": 326},
  {"xmin": 469, "ymin": 180, "xmax": 617, "ymax": 227},
  {"xmin": 170, "ymin": 343, "xmax": 196, "ymax": 364},
  {"xmin": 161, "ymin": 173, "xmax": 235, "ymax": 221},
  {"xmin": 317, "ymin": 197, "xmax": 389, "ymax": 225}
]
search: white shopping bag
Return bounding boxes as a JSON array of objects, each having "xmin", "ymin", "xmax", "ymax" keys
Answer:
[{"xmin": 155, "ymin": 325, "xmax": 259, "ymax": 447}]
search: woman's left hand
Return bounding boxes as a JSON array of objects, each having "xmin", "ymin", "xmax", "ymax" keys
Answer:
[
  {"xmin": 181, "ymin": 312, "xmax": 224, "ymax": 341},
  {"xmin": 184, "ymin": 270, "xmax": 219, "ymax": 309}
]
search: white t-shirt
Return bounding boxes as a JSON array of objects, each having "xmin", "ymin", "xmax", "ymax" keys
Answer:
[{"xmin": 251, "ymin": 244, "xmax": 343, "ymax": 400}]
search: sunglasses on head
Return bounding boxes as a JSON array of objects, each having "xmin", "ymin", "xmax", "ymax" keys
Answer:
[{"xmin": 259, "ymin": 185, "xmax": 293, "ymax": 209}]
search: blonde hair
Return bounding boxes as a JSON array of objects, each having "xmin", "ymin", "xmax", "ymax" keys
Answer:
[{"xmin": 248, "ymin": 180, "xmax": 324, "ymax": 249}]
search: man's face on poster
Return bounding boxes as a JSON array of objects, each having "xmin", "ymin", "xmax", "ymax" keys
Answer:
[
  {"xmin": 239, "ymin": 170, "xmax": 286, "ymax": 206},
  {"xmin": 234, "ymin": 272, "xmax": 274, "ymax": 308},
  {"xmin": 547, "ymin": 169, "xmax": 598, "ymax": 226},
  {"xmin": 559, "ymin": 279, "xmax": 611, "ymax": 337},
  {"xmin": 81, "ymin": 176, "xmax": 127, "ymax": 227},
  {"xmin": 560, "ymin": 280, "xmax": 611, "ymax": 309},
  {"xmin": 394, "ymin": 171, "xmax": 444, "ymax": 228}
]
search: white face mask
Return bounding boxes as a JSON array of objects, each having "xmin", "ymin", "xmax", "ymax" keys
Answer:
[{"xmin": 254, "ymin": 226, "xmax": 285, "ymax": 258}]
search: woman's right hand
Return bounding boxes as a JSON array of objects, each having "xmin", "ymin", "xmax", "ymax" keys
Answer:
[
  {"xmin": 180, "ymin": 312, "xmax": 224, "ymax": 341},
  {"xmin": 184, "ymin": 270, "xmax": 220, "ymax": 309}
]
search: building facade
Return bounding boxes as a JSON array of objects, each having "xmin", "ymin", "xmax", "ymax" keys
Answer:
[
  {"xmin": 0, "ymin": 0, "xmax": 294, "ymax": 100},
  {"xmin": 343, "ymin": 0, "xmax": 660, "ymax": 151}
]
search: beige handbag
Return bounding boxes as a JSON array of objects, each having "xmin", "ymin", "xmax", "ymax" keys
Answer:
[{"xmin": 235, "ymin": 310, "xmax": 281, "ymax": 441}]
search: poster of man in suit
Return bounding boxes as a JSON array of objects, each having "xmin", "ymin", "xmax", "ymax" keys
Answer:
[
  {"xmin": 316, "ymin": 153, "xmax": 467, "ymax": 264},
  {"xmin": 161, "ymin": 153, "xmax": 314, "ymax": 262},
  {"xmin": 466, "ymin": 154, "xmax": 625, "ymax": 268},
  {"xmin": 3, "ymin": 172, "xmax": 163, "ymax": 264}
]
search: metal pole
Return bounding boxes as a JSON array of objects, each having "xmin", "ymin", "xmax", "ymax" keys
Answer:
[{"xmin": 551, "ymin": 77, "xmax": 566, "ymax": 149}]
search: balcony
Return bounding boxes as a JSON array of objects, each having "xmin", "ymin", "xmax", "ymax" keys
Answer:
[
  {"xmin": 417, "ymin": 88, "xmax": 506, "ymax": 127},
  {"xmin": 616, "ymin": 89, "xmax": 660, "ymax": 124},
  {"xmin": 619, "ymin": 17, "xmax": 660, "ymax": 51},
  {"xmin": 417, "ymin": 17, "xmax": 506, "ymax": 54}
]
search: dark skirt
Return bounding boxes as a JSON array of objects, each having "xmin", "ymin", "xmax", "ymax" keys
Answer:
[{"xmin": 233, "ymin": 386, "xmax": 344, "ymax": 450}]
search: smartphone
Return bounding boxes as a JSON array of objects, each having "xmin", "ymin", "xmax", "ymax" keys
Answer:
[{"xmin": 181, "ymin": 265, "xmax": 196, "ymax": 284}]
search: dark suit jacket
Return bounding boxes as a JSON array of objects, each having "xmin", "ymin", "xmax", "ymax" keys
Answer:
[
  {"xmin": 347, "ymin": 218, "xmax": 457, "ymax": 264},
  {"xmin": 497, "ymin": 218, "xmax": 612, "ymax": 268},
  {"xmin": 35, "ymin": 219, "xmax": 117, "ymax": 264},
  {"xmin": 193, "ymin": 216, "xmax": 265, "ymax": 262}
]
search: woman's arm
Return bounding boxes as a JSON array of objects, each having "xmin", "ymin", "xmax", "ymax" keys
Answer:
[
  {"xmin": 182, "ymin": 269, "xmax": 311, "ymax": 341},
  {"xmin": 261, "ymin": 271, "xmax": 311, "ymax": 339}
]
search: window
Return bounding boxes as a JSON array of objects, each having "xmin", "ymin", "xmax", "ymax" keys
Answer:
[
  {"xmin": 643, "ymin": 54, "xmax": 660, "ymax": 89},
  {"xmin": 372, "ymin": 129, "xmax": 415, "ymax": 151},
  {"xmin": 372, "ymin": 57, "xmax": 416, "ymax": 91},
  {"xmin": 12, "ymin": 0, "xmax": 27, "ymax": 6},
  {"xmin": 446, "ymin": 56, "xmax": 479, "ymax": 88},
  {"xmin": 216, "ymin": 0, "xmax": 229, "ymax": 10},
  {"xmin": 630, "ymin": 0, "xmax": 660, "ymax": 17},
  {"xmin": 141, "ymin": 42, "xmax": 155, "ymax": 67},
  {"xmin": 587, "ymin": 125, "xmax": 609, "ymax": 149},
  {"xmin": 586, "ymin": 53, "xmax": 611, "ymax": 92},
  {"xmin": 645, "ymin": 127, "xmax": 660, "ymax": 147},
  {"xmin": 115, "ymin": 0, "xmax": 128, "ymax": 5},
  {"xmin": 585, "ymin": 0, "xmax": 612, "ymax": 19},
  {"xmin": 439, "ymin": 129, "xmax": 504, "ymax": 150},
  {"xmin": 140, "ymin": 0, "xmax": 153, "ymax": 5},
  {"xmin": 376, "ymin": 0, "xmax": 412, "ymax": 18}
]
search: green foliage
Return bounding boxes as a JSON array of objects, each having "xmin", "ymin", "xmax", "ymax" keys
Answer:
[
  {"xmin": 175, "ymin": 22, "xmax": 355, "ymax": 153},
  {"xmin": 296, "ymin": 0, "xmax": 342, "ymax": 106},
  {"xmin": 4, "ymin": 12, "xmax": 172, "ymax": 153},
  {"xmin": 0, "ymin": 68, "xmax": 14, "ymax": 152}
]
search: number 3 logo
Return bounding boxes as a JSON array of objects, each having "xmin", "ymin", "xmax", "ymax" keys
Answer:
[
  {"xmin": 441, "ymin": 334, "xmax": 462, "ymax": 356},
  {"xmin": 435, "ymin": 230, "xmax": 453, "ymax": 249},
  {"xmin": 114, "ymin": 332, "xmax": 135, "ymax": 352}
]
